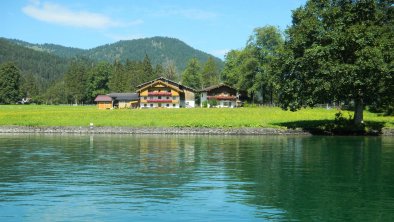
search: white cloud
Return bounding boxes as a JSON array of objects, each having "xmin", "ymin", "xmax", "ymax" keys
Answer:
[{"xmin": 22, "ymin": 1, "xmax": 142, "ymax": 29}]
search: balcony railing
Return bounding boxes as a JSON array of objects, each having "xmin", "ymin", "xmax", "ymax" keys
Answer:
[
  {"xmin": 207, "ymin": 95, "xmax": 237, "ymax": 100},
  {"xmin": 148, "ymin": 92, "xmax": 172, "ymax": 96},
  {"xmin": 146, "ymin": 99, "xmax": 173, "ymax": 103}
]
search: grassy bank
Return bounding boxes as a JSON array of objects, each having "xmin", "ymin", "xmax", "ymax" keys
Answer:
[{"xmin": 0, "ymin": 105, "xmax": 393, "ymax": 131}]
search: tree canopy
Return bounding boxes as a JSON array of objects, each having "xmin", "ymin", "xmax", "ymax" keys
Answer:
[
  {"xmin": 0, "ymin": 62, "xmax": 22, "ymax": 104},
  {"xmin": 279, "ymin": 0, "xmax": 393, "ymax": 124},
  {"xmin": 222, "ymin": 26, "xmax": 284, "ymax": 103}
]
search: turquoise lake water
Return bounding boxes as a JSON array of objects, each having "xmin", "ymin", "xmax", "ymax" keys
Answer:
[{"xmin": 0, "ymin": 134, "xmax": 393, "ymax": 221}]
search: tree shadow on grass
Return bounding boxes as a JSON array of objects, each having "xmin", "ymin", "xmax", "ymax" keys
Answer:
[{"xmin": 274, "ymin": 120, "xmax": 386, "ymax": 136}]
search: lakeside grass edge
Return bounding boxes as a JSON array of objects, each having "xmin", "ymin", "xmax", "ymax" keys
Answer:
[{"xmin": 1, "ymin": 126, "xmax": 394, "ymax": 136}]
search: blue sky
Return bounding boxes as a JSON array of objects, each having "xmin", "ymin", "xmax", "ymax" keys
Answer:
[{"xmin": 1, "ymin": 0, "xmax": 306, "ymax": 59}]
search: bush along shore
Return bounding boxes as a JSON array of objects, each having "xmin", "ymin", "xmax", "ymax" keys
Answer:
[{"xmin": 1, "ymin": 126, "xmax": 394, "ymax": 136}]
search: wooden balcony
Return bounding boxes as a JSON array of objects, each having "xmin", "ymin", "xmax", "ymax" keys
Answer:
[
  {"xmin": 148, "ymin": 92, "xmax": 172, "ymax": 96},
  {"xmin": 207, "ymin": 95, "xmax": 237, "ymax": 100}
]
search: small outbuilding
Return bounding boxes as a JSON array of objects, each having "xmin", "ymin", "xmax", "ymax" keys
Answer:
[
  {"xmin": 108, "ymin": 93, "xmax": 139, "ymax": 109},
  {"xmin": 94, "ymin": 95, "xmax": 113, "ymax": 109}
]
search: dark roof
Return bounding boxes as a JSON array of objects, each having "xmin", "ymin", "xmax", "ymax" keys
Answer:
[
  {"xmin": 108, "ymin": 93, "xmax": 139, "ymax": 101},
  {"xmin": 136, "ymin": 77, "xmax": 196, "ymax": 92},
  {"xmin": 94, "ymin": 95, "xmax": 112, "ymax": 102},
  {"xmin": 199, "ymin": 83, "xmax": 237, "ymax": 92}
]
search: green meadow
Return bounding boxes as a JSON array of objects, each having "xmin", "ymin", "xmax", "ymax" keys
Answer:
[{"xmin": 0, "ymin": 105, "xmax": 393, "ymax": 131}]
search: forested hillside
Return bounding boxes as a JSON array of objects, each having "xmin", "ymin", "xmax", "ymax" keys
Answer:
[
  {"xmin": 3, "ymin": 37, "xmax": 223, "ymax": 71},
  {"xmin": 6, "ymin": 38, "xmax": 85, "ymax": 58},
  {"xmin": 0, "ymin": 38, "xmax": 69, "ymax": 85},
  {"xmin": 83, "ymin": 37, "xmax": 222, "ymax": 71}
]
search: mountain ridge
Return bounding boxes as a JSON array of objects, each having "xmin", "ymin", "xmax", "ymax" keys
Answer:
[{"xmin": 3, "ymin": 36, "xmax": 223, "ymax": 71}]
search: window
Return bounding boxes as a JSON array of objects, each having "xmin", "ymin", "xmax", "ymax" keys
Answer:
[
  {"xmin": 158, "ymin": 103, "xmax": 162, "ymax": 107},
  {"xmin": 144, "ymin": 104, "xmax": 147, "ymax": 107},
  {"xmin": 173, "ymin": 96, "xmax": 176, "ymax": 100},
  {"xmin": 150, "ymin": 104, "xmax": 153, "ymax": 107},
  {"xmin": 223, "ymin": 102, "xmax": 228, "ymax": 107},
  {"xmin": 144, "ymin": 96, "xmax": 147, "ymax": 100},
  {"xmin": 167, "ymin": 89, "xmax": 171, "ymax": 92},
  {"xmin": 166, "ymin": 104, "xmax": 169, "ymax": 107},
  {"xmin": 158, "ymin": 96, "xmax": 162, "ymax": 99},
  {"xmin": 167, "ymin": 97, "xmax": 170, "ymax": 99},
  {"xmin": 173, "ymin": 104, "xmax": 176, "ymax": 107}
]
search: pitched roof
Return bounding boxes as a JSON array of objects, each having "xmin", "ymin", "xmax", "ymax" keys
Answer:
[
  {"xmin": 199, "ymin": 83, "xmax": 237, "ymax": 92},
  {"xmin": 94, "ymin": 95, "xmax": 112, "ymax": 102},
  {"xmin": 136, "ymin": 77, "xmax": 196, "ymax": 92},
  {"xmin": 108, "ymin": 93, "xmax": 139, "ymax": 101}
]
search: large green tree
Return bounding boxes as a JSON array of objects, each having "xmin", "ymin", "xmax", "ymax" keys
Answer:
[
  {"xmin": 222, "ymin": 50, "xmax": 242, "ymax": 87},
  {"xmin": 0, "ymin": 62, "xmax": 22, "ymax": 104},
  {"xmin": 200, "ymin": 57, "xmax": 220, "ymax": 88},
  {"xmin": 247, "ymin": 26, "xmax": 284, "ymax": 104},
  {"xmin": 222, "ymin": 26, "xmax": 284, "ymax": 104},
  {"xmin": 64, "ymin": 60, "xmax": 88, "ymax": 104},
  {"xmin": 182, "ymin": 58, "xmax": 201, "ymax": 89},
  {"xmin": 108, "ymin": 60, "xmax": 125, "ymax": 92},
  {"xmin": 280, "ymin": 0, "xmax": 393, "ymax": 124},
  {"xmin": 87, "ymin": 61, "xmax": 112, "ymax": 99},
  {"xmin": 142, "ymin": 54, "xmax": 155, "ymax": 82}
]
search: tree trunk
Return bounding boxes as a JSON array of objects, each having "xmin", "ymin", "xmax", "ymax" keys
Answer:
[{"xmin": 354, "ymin": 98, "xmax": 364, "ymax": 125}]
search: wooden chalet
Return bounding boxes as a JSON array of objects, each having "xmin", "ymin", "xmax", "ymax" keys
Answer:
[
  {"xmin": 200, "ymin": 83, "xmax": 240, "ymax": 108},
  {"xmin": 136, "ymin": 77, "xmax": 196, "ymax": 108}
]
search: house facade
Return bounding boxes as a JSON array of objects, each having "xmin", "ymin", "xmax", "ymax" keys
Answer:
[
  {"xmin": 136, "ymin": 77, "xmax": 196, "ymax": 108},
  {"xmin": 200, "ymin": 84, "xmax": 239, "ymax": 108}
]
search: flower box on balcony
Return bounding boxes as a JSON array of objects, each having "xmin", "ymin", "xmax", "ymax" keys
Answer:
[
  {"xmin": 148, "ymin": 92, "xmax": 172, "ymax": 96},
  {"xmin": 147, "ymin": 99, "xmax": 173, "ymax": 103}
]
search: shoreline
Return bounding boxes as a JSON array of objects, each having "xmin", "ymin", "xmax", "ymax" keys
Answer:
[
  {"xmin": 0, "ymin": 126, "xmax": 393, "ymax": 136},
  {"xmin": 0, "ymin": 126, "xmax": 310, "ymax": 135}
]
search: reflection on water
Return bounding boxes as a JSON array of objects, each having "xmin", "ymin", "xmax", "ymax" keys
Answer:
[{"xmin": 0, "ymin": 134, "xmax": 393, "ymax": 221}]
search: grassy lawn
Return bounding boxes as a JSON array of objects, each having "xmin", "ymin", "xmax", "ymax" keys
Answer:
[{"xmin": 0, "ymin": 105, "xmax": 393, "ymax": 130}]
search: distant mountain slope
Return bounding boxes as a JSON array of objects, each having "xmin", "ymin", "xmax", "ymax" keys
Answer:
[
  {"xmin": 0, "ymin": 38, "xmax": 69, "ymax": 84},
  {"xmin": 83, "ymin": 37, "xmax": 223, "ymax": 70},
  {"xmin": 5, "ymin": 38, "xmax": 85, "ymax": 59},
  {"xmin": 3, "ymin": 37, "xmax": 223, "ymax": 71}
]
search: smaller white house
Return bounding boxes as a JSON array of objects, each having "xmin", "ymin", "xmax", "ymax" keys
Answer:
[{"xmin": 200, "ymin": 83, "xmax": 239, "ymax": 108}]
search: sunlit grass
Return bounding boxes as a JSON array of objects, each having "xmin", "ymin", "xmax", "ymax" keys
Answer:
[{"xmin": 0, "ymin": 105, "xmax": 393, "ymax": 128}]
